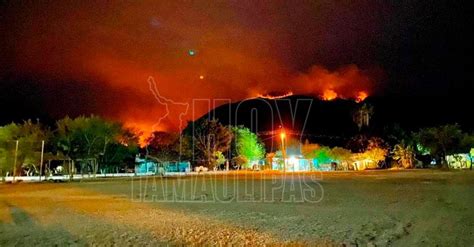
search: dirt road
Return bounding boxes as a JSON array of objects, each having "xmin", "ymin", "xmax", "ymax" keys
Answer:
[{"xmin": 1, "ymin": 170, "xmax": 473, "ymax": 246}]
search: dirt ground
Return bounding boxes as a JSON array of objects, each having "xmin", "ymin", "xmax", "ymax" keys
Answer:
[{"xmin": 1, "ymin": 170, "xmax": 473, "ymax": 246}]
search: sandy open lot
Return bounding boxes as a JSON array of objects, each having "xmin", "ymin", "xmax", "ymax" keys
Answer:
[{"xmin": 1, "ymin": 170, "xmax": 473, "ymax": 246}]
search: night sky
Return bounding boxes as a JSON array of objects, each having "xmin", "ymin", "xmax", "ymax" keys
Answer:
[{"xmin": 1, "ymin": 1, "xmax": 472, "ymax": 133}]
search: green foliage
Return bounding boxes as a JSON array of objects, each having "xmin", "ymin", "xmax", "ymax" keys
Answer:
[
  {"xmin": 414, "ymin": 124, "xmax": 466, "ymax": 168},
  {"xmin": 214, "ymin": 151, "xmax": 226, "ymax": 167},
  {"xmin": 56, "ymin": 116, "xmax": 120, "ymax": 158},
  {"xmin": 0, "ymin": 120, "xmax": 50, "ymax": 176},
  {"xmin": 304, "ymin": 140, "xmax": 386, "ymax": 170},
  {"xmin": 55, "ymin": 116, "xmax": 139, "ymax": 171},
  {"xmin": 303, "ymin": 142, "xmax": 353, "ymax": 168},
  {"xmin": 304, "ymin": 145, "xmax": 332, "ymax": 163},
  {"xmin": 301, "ymin": 140, "xmax": 320, "ymax": 158},
  {"xmin": 329, "ymin": 147, "xmax": 353, "ymax": 170},
  {"xmin": 416, "ymin": 143, "xmax": 431, "ymax": 155},
  {"xmin": 57, "ymin": 116, "xmax": 112, "ymax": 156},
  {"xmin": 0, "ymin": 117, "xmax": 138, "ymax": 177},
  {"xmin": 313, "ymin": 146, "xmax": 332, "ymax": 164},
  {"xmin": 330, "ymin": 147, "xmax": 353, "ymax": 163},
  {"xmin": 231, "ymin": 126, "xmax": 265, "ymax": 167}
]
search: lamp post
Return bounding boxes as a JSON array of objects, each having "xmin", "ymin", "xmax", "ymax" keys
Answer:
[{"xmin": 280, "ymin": 130, "xmax": 286, "ymax": 172}]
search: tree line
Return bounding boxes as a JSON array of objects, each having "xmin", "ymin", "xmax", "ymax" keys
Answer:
[
  {"xmin": 0, "ymin": 116, "xmax": 266, "ymax": 178},
  {"xmin": 1, "ymin": 115, "xmax": 473, "ymax": 179},
  {"xmin": 0, "ymin": 116, "xmax": 140, "ymax": 179}
]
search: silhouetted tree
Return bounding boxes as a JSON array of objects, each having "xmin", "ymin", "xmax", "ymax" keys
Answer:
[
  {"xmin": 145, "ymin": 131, "xmax": 181, "ymax": 161},
  {"xmin": 414, "ymin": 124, "xmax": 465, "ymax": 169},
  {"xmin": 183, "ymin": 119, "xmax": 232, "ymax": 168},
  {"xmin": 102, "ymin": 128, "xmax": 140, "ymax": 172}
]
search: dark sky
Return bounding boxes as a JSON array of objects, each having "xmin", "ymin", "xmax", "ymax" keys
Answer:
[{"xmin": 0, "ymin": 0, "xmax": 472, "ymax": 133}]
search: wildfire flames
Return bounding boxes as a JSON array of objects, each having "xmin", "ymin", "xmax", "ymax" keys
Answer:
[
  {"xmin": 356, "ymin": 91, "xmax": 368, "ymax": 102},
  {"xmin": 255, "ymin": 65, "xmax": 373, "ymax": 103},
  {"xmin": 256, "ymin": 92, "xmax": 294, "ymax": 99},
  {"xmin": 3, "ymin": 1, "xmax": 379, "ymax": 135},
  {"xmin": 322, "ymin": 89, "xmax": 338, "ymax": 101},
  {"xmin": 108, "ymin": 64, "xmax": 375, "ymax": 136},
  {"xmin": 318, "ymin": 90, "xmax": 369, "ymax": 102},
  {"xmin": 320, "ymin": 90, "xmax": 368, "ymax": 102},
  {"xmin": 255, "ymin": 88, "xmax": 369, "ymax": 102}
]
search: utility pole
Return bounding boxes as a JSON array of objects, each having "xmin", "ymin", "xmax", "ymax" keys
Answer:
[
  {"xmin": 280, "ymin": 130, "xmax": 287, "ymax": 172},
  {"xmin": 39, "ymin": 140, "xmax": 44, "ymax": 181},
  {"xmin": 13, "ymin": 140, "xmax": 19, "ymax": 183}
]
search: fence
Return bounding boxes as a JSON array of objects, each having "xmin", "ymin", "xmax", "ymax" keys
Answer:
[
  {"xmin": 0, "ymin": 140, "xmax": 193, "ymax": 183},
  {"xmin": 0, "ymin": 140, "xmax": 45, "ymax": 182}
]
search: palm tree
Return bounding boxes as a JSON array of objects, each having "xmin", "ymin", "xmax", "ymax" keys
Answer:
[
  {"xmin": 392, "ymin": 143, "xmax": 415, "ymax": 168},
  {"xmin": 353, "ymin": 104, "xmax": 374, "ymax": 130}
]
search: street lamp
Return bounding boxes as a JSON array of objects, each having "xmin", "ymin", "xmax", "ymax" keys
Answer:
[{"xmin": 280, "ymin": 130, "xmax": 287, "ymax": 172}]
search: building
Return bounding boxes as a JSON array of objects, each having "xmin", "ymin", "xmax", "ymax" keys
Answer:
[
  {"xmin": 271, "ymin": 156, "xmax": 334, "ymax": 172},
  {"xmin": 446, "ymin": 153, "xmax": 472, "ymax": 169},
  {"xmin": 135, "ymin": 155, "xmax": 191, "ymax": 174}
]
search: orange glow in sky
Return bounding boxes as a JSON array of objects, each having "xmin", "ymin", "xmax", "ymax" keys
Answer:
[{"xmin": 2, "ymin": 2, "xmax": 379, "ymax": 135}]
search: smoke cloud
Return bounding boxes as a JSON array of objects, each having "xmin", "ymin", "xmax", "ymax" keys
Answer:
[{"xmin": 1, "ymin": 1, "xmax": 386, "ymax": 134}]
